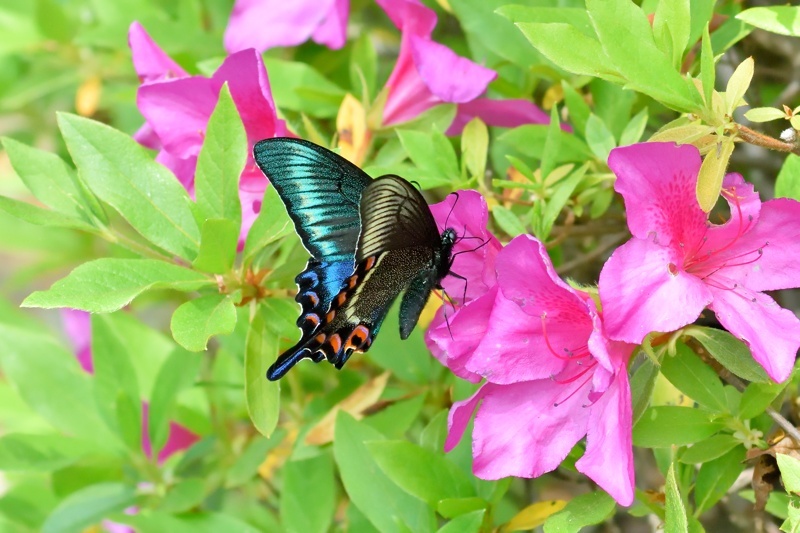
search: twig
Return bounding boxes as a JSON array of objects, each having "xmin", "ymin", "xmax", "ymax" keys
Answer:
[
  {"xmin": 736, "ymin": 124, "xmax": 800, "ymax": 156},
  {"xmin": 766, "ymin": 406, "xmax": 800, "ymax": 444}
]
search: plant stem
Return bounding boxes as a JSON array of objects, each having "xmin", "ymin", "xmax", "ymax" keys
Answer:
[{"xmin": 736, "ymin": 124, "xmax": 800, "ymax": 156}]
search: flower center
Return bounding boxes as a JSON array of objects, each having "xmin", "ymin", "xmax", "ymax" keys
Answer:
[
  {"xmin": 677, "ymin": 184, "xmax": 767, "ymax": 281},
  {"xmin": 541, "ymin": 313, "xmax": 598, "ymax": 408}
]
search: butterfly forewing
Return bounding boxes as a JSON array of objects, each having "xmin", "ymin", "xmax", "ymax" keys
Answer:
[
  {"xmin": 355, "ymin": 176, "xmax": 441, "ymax": 261},
  {"xmin": 253, "ymin": 138, "xmax": 371, "ymax": 261}
]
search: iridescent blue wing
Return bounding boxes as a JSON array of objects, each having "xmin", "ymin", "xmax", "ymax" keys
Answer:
[
  {"xmin": 253, "ymin": 138, "xmax": 372, "ymax": 337},
  {"xmin": 253, "ymin": 138, "xmax": 371, "ymax": 261}
]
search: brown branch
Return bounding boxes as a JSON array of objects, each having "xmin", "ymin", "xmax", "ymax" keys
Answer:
[{"xmin": 737, "ymin": 124, "xmax": 800, "ymax": 156}]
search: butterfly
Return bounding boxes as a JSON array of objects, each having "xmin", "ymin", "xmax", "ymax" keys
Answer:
[{"xmin": 253, "ymin": 137, "xmax": 457, "ymax": 380}]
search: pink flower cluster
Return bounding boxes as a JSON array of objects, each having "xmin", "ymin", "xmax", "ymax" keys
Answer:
[{"xmin": 427, "ymin": 143, "xmax": 800, "ymax": 507}]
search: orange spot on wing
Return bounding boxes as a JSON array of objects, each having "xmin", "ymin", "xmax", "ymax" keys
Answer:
[
  {"xmin": 335, "ymin": 291, "xmax": 347, "ymax": 306},
  {"xmin": 364, "ymin": 256, "xmax": 376, "ymax": 270},
  {"xmin": 345, "ymin": 324, "xmax": 371, "ymax": 352},
  {"xmin": 314, "ymin": 333, "xmax": 327, "ymax": 344},
  {"xmin": 305, "ymin": 314, "xmax": 320, "ymax": 326},
  {"xmin": 328, "ymin": 333, "xmax": 342, "ymax": 354},
  {"xmin": 326, "ymin": 310, "xmax": 336, "ymax": 323},
  {"xmin": 347, "ymin": 275, "xmax": 358, "ymax": 289},
  {"xmin": 307, "ymin": 292, "xmax": 319, "ymax": 306}
]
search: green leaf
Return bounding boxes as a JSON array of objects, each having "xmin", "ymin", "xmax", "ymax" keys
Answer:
[
  {"xmin": 91, "ymin": 314, "xmax": 143, "ymax": 451},
  {"xmin": 700, "ymin": 26, "xmax": 714, "ymax": 107},
  {"xmin": 436, "ymin": 498, "xmax": 487, "ymax": 520},
  {"xmin": 492, "ymin": 205, "xmax": 526, "ymax": 238},
  {"xmin": 501, "ymin": 125, "xmax": 592, "ymax": 164},
  {"xmin": 561, "ymin": 82, "xmax": 592, "ymax": 136},
  {"xmin": 690, "ymin": 326, "xmax": 771, "ymax": 383},
  {"xmin": 461, "ymin": 118, "xmax": 488, "ymax": 181},
  {"xmin": 148, "ymin": 348, "xmax": 202, "ymax": 456},
  {"xmin": 350, "ymin": 33, "xmax": 377, "ymax": 101},
  {"xmin": 696, "ymin": 137, "xmax": 735, "ymax": 212},
  {"xmin": 243, "ymin": 185, "xmax": 295, "ymax": 266},
  {"xmin": 498, "ymin": 6, "xmax": 595, "ymax": 38},
  {"xmin": 540, "ymin": 107, "xmax": 562, "ymax": 180},
  {"xmin": 725, "ymin": 57, "xmax": 754, "ymax": 114},
  {"xmin": 171, "ymin": 294, "xmax": 237, "ymax": 352},
  {"xmin": 678, "ymin": 434, "xmax": 740, "ymax": 464},
  {"xmin": 0, "ymin": 196, "xmax": 96, "ymax": 231},
  {"xmin": 538, "ymin": 165, "xmax": 586, "ymax": 241},
  {"xmin": 739, "ymin": 381, "xmax": 786, "ymax": 420},
  {"xmin": 264, "ymin": 58, "xmax": 346, "ymax": 118},
  {"xmin": 23, "ymin": 258, "xmax": 213, "ymax": 313},
  {"xmin": 2, "ymin": 137, "xmax": 103, "ymax": 225},
  {"xmin": 630, "ymin": 357, "xmax": 659, "ymax": 425},
  {"xmin": 0, "ymin": 433, "xmax": 96, "ymax": 472},
  {"xmin": 619, "ymin": 108, "xmax": 649, "ymax": 146},
  {"xmin": 225, "ymin": 433, "xmax": 285, "ymax": 488},
  {"xmin": 57, "ymin": 113, "xmax": 200, "ymax": 259},
  {"xmin": 543, "ymin": 491, "xmax": 616, "ymax": 533},
  {"xmin": 367, "ymin": 441, "xmax": 475, "ymax": 506},
  {"xmin": 192, "ymin": 218, "xmax": 238, "ymax": 274},
  {"xmin": 194, "ymin": 84, "xmax": 244, "ymax": 231},
  {"xmin": 633, "ymin": 406, "xmax": 723, "ymax": 447},
  {"xmin": 660, "ymin": 343, "xmax": 727, "ymax": 412},
  {"xmin": 585, "ymin": 114, "xmax": 616, "ymax": 161},
  {"xmin": 694, "ymin": 447, "xmax": 745, "ymax": 514},
  {"xmin": 333, "ymin": 412, "xmax": 435, "ymax": 533},
  {"xmin": 245, "ymin": 304, "xmax": 280, "ymax": 437},
  {"xmin": 653, "ymin": 0, "xmax": 690, "ymax": 69},
  {"xmin": 778, "ymin": 453, "xmax": 800, "ymax": 494},
  {"xmin": 586, "ymin": 0, "xmax": 700, "ymax": 113},
  {"xmin": 281, "ymin": 455, "xmax": 336, "ymax": 533},
  {"xmin": 776, "ymin": 154, "xmax": 800, "ymax": 201},
  {"xmin": 516, "ymin": 23, "xmax": 619, "ymax": 80},
  {"xmin": 0, "ymin": 322, "xmax": 119, "ymax": 445},
  {"xmin": 437, "ymin": 510, "xmax": 484, "ymax": 533},
  {"xmin": 737, "ymin": 7, "xmax": 800, "ymax": 37},
  {"xmin": 744, "ymin": 107, "xmax": 787, "ymax": 123},
  {"xmin": 397, "ymin": 129, "xmax": 459, "ymax": 184},
  {"xmin": 365, "ymin": 394, "xmax": 426, "ymax": 439},
  {"xmin": 42, "ymin": 483, "xmax": 136, "ymax": 533},
  {"xmin": 665, "ymin": 463, "xmax": 688, "ymax": 533},
  {"xmin": 160, "ymin": 478, "xmax": 206, "ymax": 514}
]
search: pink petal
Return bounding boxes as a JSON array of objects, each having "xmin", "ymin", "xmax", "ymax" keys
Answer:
[
  {"xmin": 429, "ymin": 190, "xmax": 501, "ymax": 303},
  {"xmin": 599, "ymin": 237, "xmax": 712, "ymax": 343},
  {"xmin": 464, "ymin": 291, "xmax": 568, "ymax": 383},
  {"xmin": 425, "ymin": 287, "xmax": 497, "ymax": 384},
  {"xmin": 445, "ymin": 385, "xmax": 486, "ymax": 452},
  {"xmin": 155, "ymin": 151, "xmax": 197, "ymax": 191},
  {"xmin": 410, "ymin": 36, "xmax": 496, "ymax": 104},
  {"xmin": 497, "ymin": 236, "xmax": 592, "ymax": 328},
  {"xmin": 128, "ymin": 22, "xmax": 187, "ymax": 82},
  {"xmin": 382, "ymin": 34, "xmax": 441, "ymax": 125},
  {"xmin": 224, "ymin": 0, "xmax": 334, "ymax": 53},
  {"xmin": 212, "ymin": 49, "xmax": 289, "ymax": 146},
  {"xmin": 470, "ymin": 381, "xmax": 590, "ymax": 480},
  {"xmin": 312, "ymin": 0, "xmax": 349, "ymax": 49},
  {"xmin": 137, "ymin": 76, "xmax": 217, "ymax": 159},
  {"xmin": 61, "ymin": 309, "xmax": 93, "ymax": 373},
  {"xmin": 575, "ymin": 369, "xmax": 635, "ymax": 506},
  {"xmin": 375, "ymin": 0, "xmax": 437, "ymax": 37},
  {"xmin": 133, "ymin": 123, "xmax": 161, "ymax": 151},
  {"xmin": 447, "ymin": 98, "xmax": 552, "ymax": 136},
  {"xmin": 708, "ymin": 197, "xmax": 800, "ymax": 292},
  {"xmin": 710, "ymin": 285, "xmax": 800, "ymax": 383},
  {"xmin": 140, "ymin": 403, "xmax": 199, "ymax": 463},
  {"xmin": 608, "ymin": 143, "xmax": 707, "ymax": 249}
]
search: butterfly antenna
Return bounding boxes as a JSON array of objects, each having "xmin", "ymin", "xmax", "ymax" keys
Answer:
[
  {"xmin": 442, "ymin": 191, "xmax": 460, "ymax": 231},
  {"xmin": 436, "ymin": 287, "xmax": 457, "ymax": 340}
]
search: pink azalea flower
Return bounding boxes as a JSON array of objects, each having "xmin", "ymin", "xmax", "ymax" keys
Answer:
[
  {"xmin": 426, "ymin": 190, "xmax": 502, "ymax": 382},
  {"xmin": 224, "ymin": 0, "xmax": 349, "ymax": 53},
  {"xmin": 61, "ymin": 309, "xmax": 199, "ymax": 462},
  {"xmin": 129, "ymin": 22, "xmax": 289, "ymax": 244},
  {"xmin": 436, "ymin": 236, "xmax": 636, "ymax": 506},
  {"xmin": 376, "ymin": 0, "xmax": 495, "ymax": 126},
  {"xmin": 599, "ymin": 142, "xmax": 800, "ymax": 383}
]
